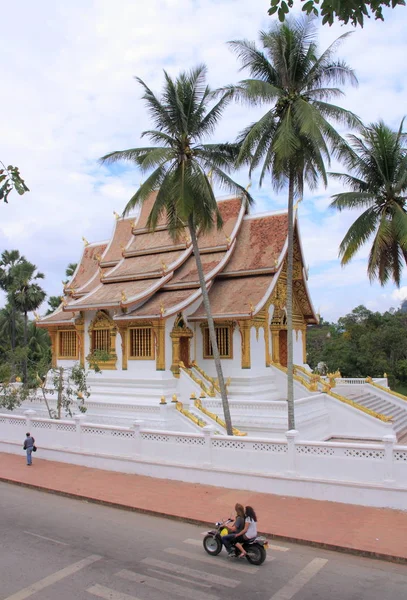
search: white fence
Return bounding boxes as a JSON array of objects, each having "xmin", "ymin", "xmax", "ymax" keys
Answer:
[{"xmin": 1, "ymin": 410, "xmax": 406, "ymax": 510}]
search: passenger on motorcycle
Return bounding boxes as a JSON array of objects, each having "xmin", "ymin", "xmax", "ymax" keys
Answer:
[
  {"xmin": 233, "ymin": 506, "xmax": 258, "ymax": 558},
  {"xmin": 222, "ymin": 503, "xmax": 245, "ymax": 556}
]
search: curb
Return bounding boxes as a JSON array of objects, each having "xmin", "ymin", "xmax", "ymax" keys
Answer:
[{"xmin": 1, "ymin": 476, "xmax": 406, "ymax": 566}]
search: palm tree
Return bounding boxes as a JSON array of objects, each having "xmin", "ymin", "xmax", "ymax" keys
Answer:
[
  {"xmin": 100, "ymin": 65, "xmax": 253, "ymax": 435},
  {"xmin": 47, "ymin": 295, "xmax": 62, "ymax": 315},
  {"xmin": 330, "ymin": 119, "xmax": 407, "ymax": 286},
  {"xmin": 0, "ymin": 250, "xmax": 26, "ymax": 351},
  {"xmin": 12, "ymin": 261, "xmax": 46, "ymax": 383},
  {"xmin": 63, "ymin": 262, "xmax": 78, "ymax": 285},
  {"xmin": 226, "ymin": 17, "xmax": 359, "ymax": 430}
]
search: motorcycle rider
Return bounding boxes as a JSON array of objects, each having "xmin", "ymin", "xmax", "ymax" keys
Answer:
[
  {"xmin": 233, "ymin": 506, "xmax": 258, "ymax": 558},
  {"xmin": 222, "ymin": 503, "xmax": 245, "ymax": 557}
]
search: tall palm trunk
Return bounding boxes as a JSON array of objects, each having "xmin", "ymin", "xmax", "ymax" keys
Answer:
[
  {"xmin": 23, "ymin": 309, "xmax": 28, "ymax": 384},
  {"xmin": 188, "ymin": 215, "xmax": 233, "ymax": 435},
  {"xmin": 286, "ymin": 173, "xmax": 295, "ymax": 431}
]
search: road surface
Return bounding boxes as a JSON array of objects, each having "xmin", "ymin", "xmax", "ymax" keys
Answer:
[{"xmin": 0, "ymin": 482, "xmax": 405, "ymax": 600}]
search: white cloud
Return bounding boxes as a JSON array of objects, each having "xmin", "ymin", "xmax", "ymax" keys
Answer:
[{"xmin": 1, "ymin": 1, "xmax": 407, "ymax": 321}]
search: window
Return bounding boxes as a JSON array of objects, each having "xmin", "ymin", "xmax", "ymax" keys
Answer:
[
  {"xmin": 129, "ymin": 327, "xmax": 154, "ymax": 359},
  {"xmin": 58, "ymin": 330, "xmax": 78, "ymax": 359},
  {"xmin": 91, "ymin": 328, "xmax": 111, "ymax": 353},
  {"xmin": 203, "ymin": 326, "xmax": 232, "ymax": 359}
]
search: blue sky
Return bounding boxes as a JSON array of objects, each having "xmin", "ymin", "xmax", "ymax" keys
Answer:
[{"xmin": 1, "ymin": 0, "xmax": 407, "ymax": 321}]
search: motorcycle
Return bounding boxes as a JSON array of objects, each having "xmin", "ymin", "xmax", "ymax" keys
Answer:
[{"xmin": 203, "ymin": 518, "xmax": 268, "ymax": 566}]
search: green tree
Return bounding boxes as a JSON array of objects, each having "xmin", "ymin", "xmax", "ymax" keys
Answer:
[
  {"xmin": 46, "ymin": 295, "xmax": 62, "ymax": 315},
  {"xmin": 0, "ymin": 250, "xmax": 27, "ymax": 352},
  {"xmin": 63, "ymin": 262, "xmax": 78, "ymax": 285},
  {"xmin": 0, "ymin": 162, "xmax": 29, "ymax": 203},
  {"xmin": 226, "ymin": 17, "xmax": 358, "ymax": 429},
  {"xmin": 100, "ymin": 65, "xmax": 252, "ymax": 435},
  {"xmin": 331, "ymin": 120, "xmax": 407, "ymax": 286},
  {"xmin": 268, "ymin": 0, "xmax": 405, "ymax": 27},
  {"xmin": 11, "ymin": 261, "xmax": 46, "ymax": 383}
]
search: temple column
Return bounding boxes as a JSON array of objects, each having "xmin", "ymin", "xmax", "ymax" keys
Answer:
[
  {"xmin": 264, "ymin": 324, "xmax": 271, "ymax": 367},
  {"xmin": 49, "ymin": 329, "xmax": 57, "ymax": 368},
  {"xmin": 271, "ymin": 327, "xmax": 280, "ymax": 363},
  {"xmin": 170, "ymin": 332, "xmax": 181, "ymax": 375},
  {"xmin": 238, "ymin": 321, "xmax": 251, "ymax": 369},
  {"xmin": 154, "ymin": 320, "xmax": 165, "ymax": 371},
  {"xmin": 74, "ymin": 317, "xmax": 85, "ymax": 367},
  {"xmin": 118, "ymin": 325, "xmax": 128, "ymax": 370}
]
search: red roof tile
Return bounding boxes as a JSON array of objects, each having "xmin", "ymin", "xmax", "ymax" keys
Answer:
[
  {"xmin": 68, "ymin": 243, "xmax": 107, "ymax": 291},
  {"xmin": 224, "ymin": 213, "xmax": 287, "ymax": 274}
]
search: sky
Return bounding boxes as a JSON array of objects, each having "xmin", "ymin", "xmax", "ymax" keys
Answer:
[{"xmin": 1, "ymin": 0, "xmax": 407, "ymax": 321}]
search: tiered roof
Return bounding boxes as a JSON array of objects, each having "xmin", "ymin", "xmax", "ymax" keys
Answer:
[{"xmin": 38, "ymin": 194, "xmax": 317, "ymax": 327}]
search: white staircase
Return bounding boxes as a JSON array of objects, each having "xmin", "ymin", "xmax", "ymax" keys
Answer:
[{"xmin": 344, "ymin": 389, "xmax": 407, "ymax": 443}]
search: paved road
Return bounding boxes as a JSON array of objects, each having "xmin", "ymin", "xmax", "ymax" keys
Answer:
[{"xmin": 0, "ymin": 482, "xmax": 405, "ymax": 600}]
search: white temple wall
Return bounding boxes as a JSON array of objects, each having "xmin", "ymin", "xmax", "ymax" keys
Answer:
[
  {"xmin": 293, "ymin": 329, "xmax": 304, "ymax": 366},
  {"xmin": 250, "ymin": 325, "xmax": 267, "ymax": 372}
]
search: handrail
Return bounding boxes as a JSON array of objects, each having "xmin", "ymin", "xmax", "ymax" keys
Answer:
[
  {"xmin": 190, "ymin": 361, "xmax": 231, "ymax": 396},
  {"xmin": 327, "ymin": 389, "xmax": 393, "ymax": 422},
  {"xmin": 179, "ymin": 362, "xmax": 214, "ymax": 397},
  {"xmin": 366, "ymin": 378, "xmax": 407, "ymax": 404},
  {"xmin": 176, "ymin": 401, "xmax": 206, "ymax": 428},
  {"xmin": 194, "ymin": 398, "xmax": 247, "ymax": 436},
  {"xmin": 272, "ymin": 362, "xmax": 392, "ymax": 422}
]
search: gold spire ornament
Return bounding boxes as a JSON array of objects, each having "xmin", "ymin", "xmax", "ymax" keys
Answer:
[
  {"xmin": 113, "ymin": 211, "xmax": 120, "ymax": 220},
  {"xmin": 160, "ymin": 303, "xmax": 166, "ymax": 317},
  {"xmin": 161, "ymin": 260, "xmax": 168, "ymax": 273},
  {"xmin": 249, "ymin": 301, "xmax": 255, "ymax": 315},
  {"xmin": 33, "ymin": 311, "xmax": 40, "ymax": 322},
  {"xmin": 121, "ymin": 290, "xmax": 127, "ymax": 303},
  {"xmin": 82, "ymin": 236, "xmax": 89, "ymax": 246},
  {"xmin": 246, "ymin": 181, "xmax": 252, "ymax": 191}
]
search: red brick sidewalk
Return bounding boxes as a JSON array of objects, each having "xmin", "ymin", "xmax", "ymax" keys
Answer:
[{"xmin": 1, "ymin": 452, "xmax": 406, "ymax": 563}]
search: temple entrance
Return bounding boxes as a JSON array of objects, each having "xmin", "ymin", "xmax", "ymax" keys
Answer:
[
  {"xmin": 170, "ymin": 312, "xmax": 193, "ymax": 375},
  {"xmin": 179, "ymin": 336, "xmax": 190, "ymax": 368},
  {"xmin": 279, "ymin": 330, "xmax": 288, "ymax": 367}
]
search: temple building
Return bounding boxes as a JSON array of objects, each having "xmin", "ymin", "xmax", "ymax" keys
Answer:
[{"xmin": 37, "ymin": 193, "xmax": 319, "ymax": 428}]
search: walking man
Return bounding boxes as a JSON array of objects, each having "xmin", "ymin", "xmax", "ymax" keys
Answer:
[{"xmin": 23, "ymin": 432, "xmax": 35, "ymax": 466}]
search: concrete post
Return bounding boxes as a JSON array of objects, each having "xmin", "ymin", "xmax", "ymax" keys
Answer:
[
  {"xmin": 73, "ymin": 414, "xmax": 86, "ymax": 451},
  {"xmin": 285, "ymin": 429, "xmax": 299, "ymax": 476},
  {"xmin": 132, "ymin": 420, "xmax": 144, "ymax": 457},
  {"xmin": 382, "ymin": 434, "xmax": 396, "ymax": 483},
  {"xmin": 202, "ymin": 425, "xmax": 214, "ymax": 467},
  {"xmin": 24, "ymin": 409, "xmax": 36, "ymax": 434}
]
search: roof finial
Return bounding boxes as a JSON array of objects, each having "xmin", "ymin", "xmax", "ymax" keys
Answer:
[
  {"xmin": 160, "ymin": 303, "xmax": 166, "ymax": 317},
  {"xmin": 249, "ymin": 301, "xmax": 255, "ymax": 315},
  {"xmin": 207, "ymin": 169, "xmax": 213, "ymax": 186},
  {"xmin": 246, "ymin": 181, "xmax": 252, "ymax": 191},
  {"xmin": 161, "ymin": 260, "xmax": 168, "ymax": 274},
  {"xmin": 113, "ymin": 211, "xmax": 120, "ymax": 220},
  {"xmin": 121, "ymin": 290, "xmax": 127, "ymax": 303},
  {"xmin": 82, "ymin": 236, "xmax": 89, "ymax": 246},
  {"xmin": 33, "ymin": 311, "xmax": 40, "ymax": 322}
]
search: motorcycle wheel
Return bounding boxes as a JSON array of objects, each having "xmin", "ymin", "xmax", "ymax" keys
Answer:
[
  {"xmin": 245, "ymin": 543, "xmax": 266, "ymax": 565},
  {"xmin": 203, "ymin": 534, "xmax": 222, "ymax": 556}
]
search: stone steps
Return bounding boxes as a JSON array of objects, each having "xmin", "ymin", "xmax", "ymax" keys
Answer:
[{"xmin": 346, "ymin": 390, "xmax": 407, "ymax": 439}]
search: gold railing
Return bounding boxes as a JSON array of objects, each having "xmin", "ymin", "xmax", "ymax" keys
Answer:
[
  {"xmin": 194, "ymin": 398, "xmax": 247, "ymax": 436},
  {"xmin": 179, "ymin": 362, "xmax": 214, "ymax": 396},
  {"xmin": 366, "ymin": 378, "xmax": 407, "ymax": 404},
  {"xmin": 190, "ymin": 361, "xmax": 231, "ymax": 396},
  {"xmin": 327, "ymin": 389, "xmax": 392, "ymax": 423},
  {"xmin": 271, "ymin": 362, "xmax": 392, "ymax": 422},
  {"xmin": 176, "ymin": 401, "xmax": 207, "ymax": 428}
]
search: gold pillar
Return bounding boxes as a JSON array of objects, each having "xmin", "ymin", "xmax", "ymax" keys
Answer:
[
  {"xmin": 170, "ymin": 332, "xmax": 181, "ymax": 375},
  {"xmin": 154, "ymin": 320, "xmax": 165, "ymax": 371},
  {"xmin": 118, "ymin": 325, "xmax": 128, "ymax": 370},
  {"xmin": 238, "ymin": 321, "xmax": 251, "ymax": 369},
  {"xmin": 264, "ymin": 325, "xmax": 271, "ymax": 367},
  {"xmin": 74, "ymin": 317, "xmax": 85, "ymax": 367},
  {"xmin": 271, "ymin": 327, "xmax": 280, "ymax": 363},
  {"xmin": 50, "ymin": 330, "xmax": 57, "ymax": 367}
]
